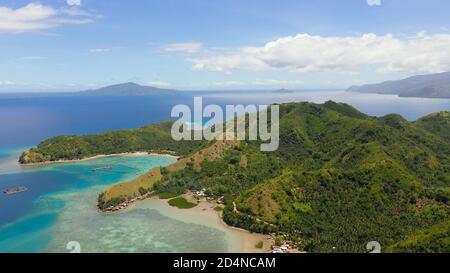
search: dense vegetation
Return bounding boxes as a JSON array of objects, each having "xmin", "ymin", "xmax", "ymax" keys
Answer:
[
  {"xmin": 158, "ymin": 192, "xmax": 180, "ymax": 199},
  {"xmin": 168, "ymin": 197, "xmax": 198, "ymax": 209},
  {"xmin": 19, "ymin": 120, "xmax": 204, "ymax": 163},
  {"xmin": 153, "ymin": 101, "xmax": 450, "ymax": 252},
  {"xmin": 97, "ymin": 192, "xmax": 126, "ymax": 210},
  {"xmin": 385, "ymin": 220, "xmax": 450, "ymax": 253},
  {"xmin": 24, "ymin": 101, "xmax": 450, "ymax": 252}
]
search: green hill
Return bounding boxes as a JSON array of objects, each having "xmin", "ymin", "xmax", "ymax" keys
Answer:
[
  {"xmin": 19, "ymin": 120, "xmax": 204, "ymax": 164},
  {"xmin": 155, "ymin": 101, "xmax": 450, "ymax": 252},
  {"xmin": 20, "ymin": 101, "xmax": 450, "ymax": 252}
]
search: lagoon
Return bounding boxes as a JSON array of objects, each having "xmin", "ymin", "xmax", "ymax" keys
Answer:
[
  {"xmin": 0, "ymin": 91, "xmax": 449, "ymax": 252},
  {"xmin": 0, "ymin": 153, "xmax": 265, "ymax": 253},
  {"xmin": 0, "ymin": 155, "xmax": 173, "ymax": 252}
]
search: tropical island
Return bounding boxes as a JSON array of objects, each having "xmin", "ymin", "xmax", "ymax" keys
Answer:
[
  {"xmin": 78, "ymin": 82, "xmax": 180, "ymax": 96},
  {"xmin": 20, "ymin": 101, "xmax": 450, "ymax": 253},
  {"xmin": 0, "ymin": 82, "xmax": 180, "ymax": 99}
]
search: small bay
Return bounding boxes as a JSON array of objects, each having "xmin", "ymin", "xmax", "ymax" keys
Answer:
[{"xmin": 0, "ymin": 91, "xmax": 449, "ymax": 252}]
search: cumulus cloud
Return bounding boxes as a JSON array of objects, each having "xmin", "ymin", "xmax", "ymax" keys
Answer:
[
  {"xmin": 367, "ymin": 0, "xmax": 382, "ymax": 6},
  {"xmin": 66, "ymin": 0, "xmax": 82, "ymax": 6},
  {"xmin": 0, "ymin": 2, "xmax": 93, "ymax": 33},
  {"xmin": 162, "ymin": 42, "xmax": 204, "ymax": 54},
  {"xmin": 190, "ymin": 33, "xmax": 450, "ymax": 75}
]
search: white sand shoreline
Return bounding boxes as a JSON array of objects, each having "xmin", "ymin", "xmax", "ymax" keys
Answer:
[
  {"xmin": 20, "ymin": 151, "xmax": 179, "ymax": 167},
  {"xmin": 101, "ymin": 191, "xmax": 274, "ymax": 253},
  {"xmin": 17, "ymin": 149, "xmax": 271, "ymax": 252},
  {"xmin": 137, "ymin": 193, "xmax": 273, "ymax": 253}
]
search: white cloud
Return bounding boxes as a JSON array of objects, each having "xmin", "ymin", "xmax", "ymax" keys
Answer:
[
  {"xmin": 162, "ymin": 42, "xmax": 204, "ymax": 54},
  {"xmin": 146, "ymin": 80, "xmax": 171, "ymax": 87},
  {"xmin": 252, "ymin": 79, "xmax": 303, "ymax": 86},
  {"xmin": 0, "ymin": 80, "xmax": 15, "ymax": 86},
  {"xmin": 67, "ymin": 0, "xmax": 82, "ymax": 6},
  {"xmin": 89, "ymin": 46, "xmax": 124, "ymax": 53},
  {"xmin": 203, "ymin": 81, "xmax": 245, "ymax": 88},
  {"xmin": 190, "ymin": 32, "xmax": 450, "ymax": 75},
  {"xmin": 367, "ymin": 0, "xmax": 382, "ymax": 6},
  {"xmin": 61, "ymin": 7, "xmax": 93, "ymax": 17},
  {"xmin": 89, "ymin": 48, "xmax": 111, "ymax": 53},
  {"xmin": 195, "ymin": 79, "xmax": 303, "ymax": 89},
  {"xmin": 18, "ymin": 56, "xmax": 47, "ymax": 60},
  {"xmin": 0, "ymin": 3, "xmax": 93, "ymax": 33}
]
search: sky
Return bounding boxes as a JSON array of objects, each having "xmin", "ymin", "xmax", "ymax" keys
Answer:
[{"xmin": 1, "ymin": 0, "xmax": 450, "ymax": 92}]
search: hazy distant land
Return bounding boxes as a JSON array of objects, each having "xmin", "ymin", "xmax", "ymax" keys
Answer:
[
  {"xmin": 0, "ymin": 82, "xmax": 179, "ymax": 98},
  {"xmin": 348, "ymin": 71, "xmax": 450, "ymax": 99}
]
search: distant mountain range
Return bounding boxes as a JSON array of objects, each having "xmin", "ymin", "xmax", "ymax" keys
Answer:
[
  {"xmin": 79, "ymin": 82, "xmax": 179, "ymax": 96},
  {"xmin": 348, "ymin": 72, "xmax": 450, "ymax": 99}
]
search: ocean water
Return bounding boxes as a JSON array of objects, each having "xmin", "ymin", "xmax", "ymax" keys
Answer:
[
  {"xmin": 0, "ymin": 154, "xmax": 248, "ymax": 253},
  {"xmin": 1, "ymin": 91, "xmax": 449, "ymax": 148},
  {"xmin": 0, "ymin": 91, "xmax": 449, "ymax": 252},
  {"xmin": 200, "ymin": 90, "xmax": 450, "ymax": 121},
  {"xmin": 0, "ymin": 154, "xmax": 255, "ymax": 253},
  {"xmin": 0, "ymin": 95, "xmax": 195, "ymax": 148}
]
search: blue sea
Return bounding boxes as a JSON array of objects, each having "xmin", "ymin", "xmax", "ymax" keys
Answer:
[{"xmin": 0, "ymin": 91, "xmax": 449, "ymax": 252}]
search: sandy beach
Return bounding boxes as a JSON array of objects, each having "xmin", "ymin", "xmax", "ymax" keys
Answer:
[
  {"xmin": 139, "ymin": 193, "xmax": 273, "ymax": 253},
  {"xmin": 14, "ymin": 149, "xmax": 272, "ymax": 253},
  {"xmin": 20, "ymin": 151, "xmax": 179, "ymax": 167}
]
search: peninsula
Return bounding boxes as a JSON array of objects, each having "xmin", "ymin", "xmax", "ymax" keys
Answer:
[
  {"xmin": 20, "ymin": 101, "xmax": 450, "ymax": 253},
  {"xmin": 348, "ymin": 71, "xmax": 450, "ymax": 99}
]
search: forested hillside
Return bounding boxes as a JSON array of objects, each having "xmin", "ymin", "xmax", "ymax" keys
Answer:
[
  {"xmin": 19, "ymin": 120, "xmax": 204, "ymax": 164},
  {"xmin": 21, "ymin": 101, "xmax": 450, "ymax": 252},
  {"xmin": 155, "ymin": 101, "xmax": 450, "ymax": 252}
]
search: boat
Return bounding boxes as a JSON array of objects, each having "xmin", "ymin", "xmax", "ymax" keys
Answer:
[{"xmin": 3, "ymin": 186, "xmax": 28, "ymax": 195}]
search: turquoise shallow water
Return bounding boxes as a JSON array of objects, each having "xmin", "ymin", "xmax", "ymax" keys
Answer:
[
  {"xmin": 0, "ymin": 153, "xmax": 233, "ymax": 252},
  {"xmin": 2, "ymin": 93, "xmax": 448, "ymax": 252}
]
